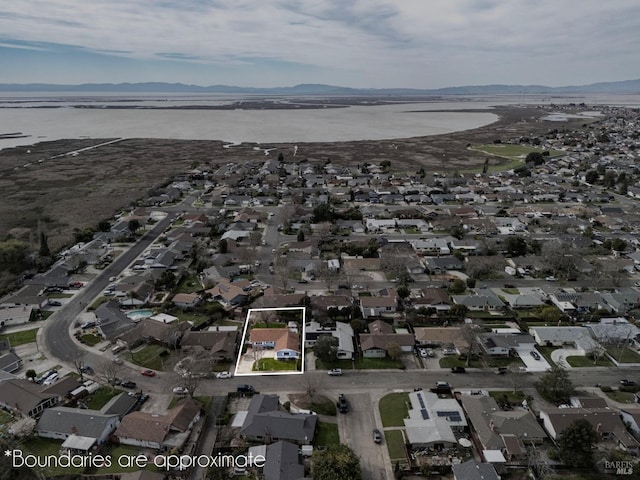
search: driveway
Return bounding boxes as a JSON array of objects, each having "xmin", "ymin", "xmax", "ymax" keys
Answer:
[
  {"xmin": 337, "ymin": 392, "xmax": 390, "ymax": 480},
  {"xmin": 550, "ymin": 348, "xmax": 583, "ymax": 369},
  {"xmin": 514, "ymin": 346, "xmax": 552, "ymax": 372}
]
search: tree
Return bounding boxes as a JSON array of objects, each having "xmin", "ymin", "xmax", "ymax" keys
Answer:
[
  {"xmin": 314, "ymin": 336, "xmax": 339, "ymax": 363},
  {"xmin": 386, "ymin": 343, "xmax": 402, "ymax": 361},
  {"xmin": 96, "ymin": 357, "xmax": 122, "ymax": 389},
  {"xmin": 38, "ymin": 232, "xmax": 50, "ymax": 257},
  {"xmin": 25, "ymin": 369, "xmax": 37, "ymax": 382},
  {"xmin": 504, "ymin": 236, "xmax": 528, "ymax": 257},
  {"xmin": 525, "ymin": 151, "xmax": 545, "ymax": 166},
  {"xmin": 297, "ymin": 230, "xmax": 306, "ymax": 242},
  {"xmin": 97, "ymin": 219, "xmax": 111, "ymax": 232},
  {"xmin": 535, "ymin": 364, "xmax": 574, "ymax": 403},
  {"xmin": 448, "ymin": 279, "xmax": 466, "ymax": 295},
  {"xmin": 450, "ymin": 304, "xmax": 468, "ymax": 320},
  {"xmin": 585, "ymin": 170, "xmax": 599, "ymax": 184},
  {"xmin": 396, "ymin": 285, "xmax": 410, "ymax": 301},
  {"xmin": 557, "ymin": 419, "xmax": 597, "ymax": 468},
  {"xmin": 128, "ymin": 219, "xmax": 141, "ymax": 235},
  {"xmin": 8, "ymin": 417, "xmax": 36, "ymax": 438},
  {"xmin": 312, "ymin": 444, "xmax": 362, "ymax": 480},
  {"xmin": 312, "ymin": 203, "xmax": 334, "ymax": 223},
  {"xmin": 218, "ymin": 238, "xmax": 228, "ymax": 254}
]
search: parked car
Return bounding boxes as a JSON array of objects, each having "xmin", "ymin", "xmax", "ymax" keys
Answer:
[
  {"xmin": 140, "ymin": 369, "xmax": 156, "ymax": 377},
  {"xmin": 216, "ymin": 371, "xmax": 232, "ymax": 379},
  {"xmin": 237, "ymin": 384, "xmax": 255, "ymax": 393},
  {"xmin": 328, "ymin": 368, "xmax": 343, "ymax": 376},
  {"xmin": 373, "ymin": 428, "xmax": 382, "ymax": 444},
  {"xmin": 173, "ymin": 386, "xmax": 188, "ymax": 395},
  {"xmin": 545, "ymin": 276, "xmax": 557, "ymax": 282},
  {"xmin": 418, "ymin": 348, "xmax": 428, "ymax": 358},
  {"xmin": 80, "ymin": 366, "xmax": 94, "ymax": 375},
  {"xmin": 337, "ymin": 394, "xmax": 348, "ymax": 413},
  {"xmin": 530, "ymin": 351, "xmax": 541, "ymax": 360},
  {"xmin": 451, "ymin": 366, "xmax": 466, "ymax": 373},
  {"xmin": 620, "ymin": 379, "xmax": 637, "ymax": 387},
  {"xmin": 48, "ymin": 300, "xmax": 62, "ymax": 307},
  {"xmin": 495, "ymin": 367, "xmax": 509, "ymax": 375},
  {"xmin": 435, "ymin": 381, "xmax": 451, "ymax": 389},
  {"xmin": 442, "ymin": 348, "xmax": 457, "ymax": 356},
  {"xmin": 121, "ymin": 380, "xmax": 137, "ymax": 389}
]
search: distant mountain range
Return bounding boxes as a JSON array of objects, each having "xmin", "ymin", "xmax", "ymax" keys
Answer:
[{"xmin": 0, "ymin": 79, "xmax": 639, "ymax": 95}]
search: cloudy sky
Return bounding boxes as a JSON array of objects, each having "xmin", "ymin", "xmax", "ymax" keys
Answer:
[{"xmin": 1, "ymin": 0, "xmax": 639, "ymax": 88}]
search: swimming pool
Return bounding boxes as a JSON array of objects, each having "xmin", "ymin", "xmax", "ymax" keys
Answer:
[{"xmin": 127, "ymin": 309, "xmax": 153, "ymax": 320}]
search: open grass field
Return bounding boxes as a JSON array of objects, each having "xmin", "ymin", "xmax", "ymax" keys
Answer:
[
  {"xmin": 469, "ymin": 143, "xmax": 565, "ymax": 161},
  {"xmin": 379, "ymin": 392, "xmax": 410, "ymax": 427}
]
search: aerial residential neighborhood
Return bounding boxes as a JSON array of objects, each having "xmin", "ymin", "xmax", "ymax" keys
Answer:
[{"xmin": 2, "ymin": 103, "xmax": 640, "ymax": 479}]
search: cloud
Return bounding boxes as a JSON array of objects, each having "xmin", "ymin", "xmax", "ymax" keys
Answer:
[{"xmin": 0, "ymin": 0, "xmax": 639, "ymax": 87}]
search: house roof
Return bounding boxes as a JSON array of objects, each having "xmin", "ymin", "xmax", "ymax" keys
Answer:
[
  {"xmin": 413, "ymin": 327, "xmax": 469, "ymax": 350},
  {"xmin": 100, "ymin": 392, "xmax": 139, "ymax": 417},
  {"xmin": 404, "ymin": 391, "xmax": 465, "ymax": 446},
  {"xmin": 115, "ymin": 398, "xmax": 200, "ymax": 443},
  {"xmin": 180, "ymin": 330, "xmax": 237, "ymax": 354},
  {"xmin": 95, "ymin": 301, "xmax": 137, "ymax": 340},
  {"xmin": 249, "ymin": 328, "xmax": 300, "ymax": 352},
  {"xmin": 36, "ymin": 407, "xmax": 119, "ymax": 439},
  {"xmin": 0, "ymin": 379, "xmax": 57, "ymax": 415},
  {"xmin": 368, "ymin": 319, "xmax": 393, "ymax": 334},
  {"xmin": 360, "ymin": 296, "xmax": 397, "ymax": 308},
  {"xmin": 241, "ymin": 394, "xmax": 316, "ymax": 443},
  {"xmin": 264, "ymin": 441, "xmax": 304, "ymax": 480},
  {"xmin": 452, "ymin": 459, "xmax": 500, "ymax": 480},
  {"xmin": 115, "ymin": 411, "xmax": 170, "ymax": 443},
  {"xmin": 461, "ymin": 395, "xmax": 547, "ymax": 451},
  {"xmin": 530, "ymin": 326, "xmax": 599, "ymax": 352},
  {"xmin": 542, "ymin": 407, "xmax": 638, "ymax": 448},
  {"xmin": 360, "ymin": 333, "xmax": 415, "ymax": 351}
]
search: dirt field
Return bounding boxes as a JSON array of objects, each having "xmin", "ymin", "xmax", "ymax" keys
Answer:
[{"xmin": 0, "ymin": 105, "xmax": 589, "ymax": 252}]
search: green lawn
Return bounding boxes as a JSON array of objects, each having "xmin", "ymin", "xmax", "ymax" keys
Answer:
[
  {"xmin": 86, "ymin": 386, "xmax": 124, "ymax": 410},
  {"xmin": 485, "ymin": 356, "xmax": 524, "ymax": 368},
  {"xmin": 176, "ymin": 274, "xmax": 203, "ymax": 294},
  {"xmin": 125, "ymin": 343, "xmax": 167, "ymax": 370},
  {"xmin": 355, "ymin": 357, "xmax": 404, "ymax": 369},
  {"xmin": 566, "ymin": 355, "xmax": 614, "ymax": 367},
  {"xmin": 469, "ymin": 144, "xmax": 564, "ymax": 161},
  {"xmin": 379, "ymin": 393, "xmax": 410, "ymax": 427},
  {"xmin": 315, "ymin": 421, "xmax": 340, "ymax": 446},
  {"xmin": 312, "ymin": 396, "xmax": 337, "ymax": 416},
  {"xmin": 172, "ymin": 312, "xmax": 210, "ymax": 328},
  {"xmin": 535, "ymin": 346, "xmax": 559, "ymax": 365},
  {"xmin": 489, "ymin": 390, "xmax": 526, "ymax": 404},
  {"xmin": 607, "ymin": 346, "xmax": 640, "ymax": 363},
  {"xmin": 254, "ymin": 358, "xmax": 299, "ymax": 372},
  {"xmin": 0, "ymin": 328, "xmax": 38, "ymax": 346},
  {"xmin": 0, "ymin": 409, "xmax": 14, "ymax": 430},
  {"xmin": 439, "ymin": 356, "xmax": 483, "ymax": 368},
  {"xmin": 80, "ymin": 333, "xmax": 102, "ymax": 346},
  {"xmin": 603, "ymin": 389, "xmax": 635, "ymax": 403},
  {"xmin": 501, "ymin": 288, "xmax": 520, "ymax": 295},
  {"xmin": 384, "ymin": 429, "xmax": 407, "ymax": 461},
  {"xmin": 21, "ymin": 437, "xmax": 84, "ymax": 476}
]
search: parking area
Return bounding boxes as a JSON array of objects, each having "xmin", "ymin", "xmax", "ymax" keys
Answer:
[{"xmin": 515, "ymin": 346, "xmax": 552, "ymax": 372}]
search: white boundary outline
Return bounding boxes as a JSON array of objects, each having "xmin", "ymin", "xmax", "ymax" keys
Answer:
[{"xmin": 233, "ymin": 306, "xmax": 306, "ymax": 376}]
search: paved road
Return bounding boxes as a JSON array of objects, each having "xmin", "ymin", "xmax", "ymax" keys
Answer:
[
  {"xmin": 337, "ymin": 392, "xmax": 389, "ymax": 480},
  {"xmin": 39, "ymin": 212, "xmax": 177, "ymax": 369}
]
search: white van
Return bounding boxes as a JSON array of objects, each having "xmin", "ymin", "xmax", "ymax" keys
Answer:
[{"xmin": 111, "ymin": 345, "xmax": 126, "ymax": 354}]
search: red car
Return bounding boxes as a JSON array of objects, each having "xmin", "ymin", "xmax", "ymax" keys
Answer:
[{"xmin": 141, "ymin": 369, "xmax": 156, "ymax": 377}]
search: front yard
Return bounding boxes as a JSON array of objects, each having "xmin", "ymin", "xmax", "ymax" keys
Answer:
[
  {"xmin": 0, "ymin": 327, "xmax": 38, "ymax": 346},
  {"xmin": 384, "ymin": 429, "xmax": 407, "ymax": 463},
  {"xmin": 606, "ymin": 346, "xmax": 640, "ymax": 364},
  {"xmin": 566, "ymin": 355, "xmax": 614, "ymax": 367},
  {"xmin": 253, "ymin": 358, "xmax": 299, "ymax": 372},
  {"xmin": 315, "ymin": 421, "xmax": 340, "ymax": 446},
  {"xmin": 124, "ymin": 343, "xmax": 168, "ymax": 370},
  {"xmin": 379, "ymin": 392, "xmax": 410, "ymax": 427}
]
